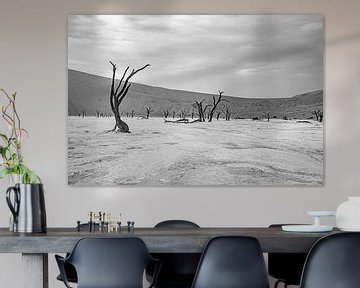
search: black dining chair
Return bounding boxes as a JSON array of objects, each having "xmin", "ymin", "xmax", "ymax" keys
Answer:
[
  {"xmin": 146, "ymin": 220, "xmax": 201, "ymax": 288},
  {"xmin": 56, "ymin": 223, "xmax": 99, "ymax": 284},
  {"xmin": 55, "ymin": 237, "xmax": 161, "ymax": 288},
  {"xmin": 300, "ymin": 232, "xmax": 360, "ymax": 288},
  {"xmin": 191, "ymin": 236, "xmax": 270, "ymax": 288},
  {"xmin": 268, "ymin": 224, "xmax": 308, "ymax": 288}
]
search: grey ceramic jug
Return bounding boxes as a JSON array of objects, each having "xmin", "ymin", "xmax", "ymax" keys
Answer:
[{"xmin": 6, "ymin": 183, "xmax": 47, "ymax": 233}]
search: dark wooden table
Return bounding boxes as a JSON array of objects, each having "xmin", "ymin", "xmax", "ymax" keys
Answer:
[{"xmin": 0, "ymin": 227, "xmax": 338, "ymax": 288}]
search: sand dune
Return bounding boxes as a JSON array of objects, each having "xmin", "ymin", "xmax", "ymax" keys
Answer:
[{"xmin": 68, "ymin": 69, "xmax": 323, "ymax": 120}]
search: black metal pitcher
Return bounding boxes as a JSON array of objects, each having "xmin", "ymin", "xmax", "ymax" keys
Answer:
[{"xmin": 6, "ymin": 183, "xmax": 47, "ymax": 233}]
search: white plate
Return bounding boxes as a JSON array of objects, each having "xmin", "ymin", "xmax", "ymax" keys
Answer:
[
  {"xmin": 282, "ymin": 225, "xmax": 333, "ymax": 232},
  {"xmin": 307, "ymin": 211, "xmax": 336, "ymax": 217}
]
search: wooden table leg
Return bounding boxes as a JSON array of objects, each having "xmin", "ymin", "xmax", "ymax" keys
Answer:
[{"xmin": 22, "ymin": 253, "xmax": 48, "ymax": 288}]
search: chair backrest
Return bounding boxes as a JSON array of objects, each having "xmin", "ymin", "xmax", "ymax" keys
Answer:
[
  {"xmin": 67, "ymin": 237, "xmax": 154, "ymax": 288},
  {"xmin": 191, "ymin": 236, "xmax": 270, "ymax": 288},
  {"xmin": 151, "ymin": 220, "xmax": 201, "ymax": 286},
  {"xmin": 300, "ymin": 232, "xmax": 360, "ymax": 288},
  {"xmin": 155, "ymin": 220, "xmax": 200, "ymax": 228},
  {"xmin": 268, "ymin": 224, "xmax": 308, "ymax": 285}
]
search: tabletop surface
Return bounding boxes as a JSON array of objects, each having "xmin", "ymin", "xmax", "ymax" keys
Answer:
[{"xmin": 0, "ymin": 227, "xmax": 339, "ymax": 253}]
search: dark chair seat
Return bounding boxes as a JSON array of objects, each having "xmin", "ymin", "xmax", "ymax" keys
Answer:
[{"xmin": 56, "ymin": 262, "xmax": 77, "ymax": 283}]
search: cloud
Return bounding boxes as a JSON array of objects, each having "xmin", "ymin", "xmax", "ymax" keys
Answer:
[{"xmin": 68, "ymin": 15, "xmax": 323, "ymax": 98}]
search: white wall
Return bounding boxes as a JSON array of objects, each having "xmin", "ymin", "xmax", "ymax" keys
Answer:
[{"xmin": 0, "ymin": 0, "xmax": 360, "ymax": 287}]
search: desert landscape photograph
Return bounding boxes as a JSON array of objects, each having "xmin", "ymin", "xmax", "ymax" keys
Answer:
[{"xmin": 68, "ymin": 15, "xmax": 324, "ymax": 186}]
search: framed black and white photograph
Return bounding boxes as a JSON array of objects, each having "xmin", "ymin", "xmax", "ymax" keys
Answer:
[{"xmin": 68, "ymin": 15, "xmax": 324, "ymax": 186}]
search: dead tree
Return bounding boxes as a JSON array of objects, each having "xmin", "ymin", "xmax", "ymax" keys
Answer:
[
  {"xmin": 312, "ymin": 109, "xmax": 320, "ymax": 121},
  {"xmin": 312, "ymin": 109, "xmax": 323, "ymax": 122},
  {"xmin": 192, "ymin": 99, "xmax": 210, "ymax": 122},
  {"xmin": 178, "ymin": 108, "xmax": 187, "ymax": 119},
  {"xmin": 108, "ymin": 61, "xmax": 150, "ymax": 133},
  {"xmin": 163, "ymin": 110, "xmax": 170, "ymax": 118},
  {"xmin": 130, "ymin": 109, "xmax": 135, "ymax": 118},
  {"xmin": 145, "ymin": 107, "xmax": 153, "ymax": 119},
  {"xmin": 318, "ymin": 111, "xmax": 323, "ymax": 122},
  {"xmin": 96, "ymin": 109, "xmax": 101, "ymax": 118},
  {"xmin": 80, "ymin": 110, "xmax": 86, "ymax": 118},
  {"xmin": 263, "ymin": 112, "xmax": 270, "ymax": 122},
  {"xmin": 208, "ymin": 91, "xmax": 228, "ymax": 122},
  {"xmin": 216, "ymin": 112, "xmax": 221, "ymax": 120},
  {"xmin": 223, "ymin": 106, "xmax": 232, "ymax": 121},
  {"xmin": 172, "ymin": 110, "xmax": 176, "ymax": 119}
]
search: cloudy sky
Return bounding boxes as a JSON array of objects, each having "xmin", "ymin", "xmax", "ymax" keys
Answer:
[{"xmin": 68, "ymin": 15, "xmax": 323, "ymax": 98}]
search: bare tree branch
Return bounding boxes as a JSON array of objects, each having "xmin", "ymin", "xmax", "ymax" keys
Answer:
[
  {"xmin": 107, "ymin": 62, "xmax": 150, "ymax": 133},
  {"xmin": 208, "ymin": 90, "xmax": 228, "ymax": 122}
]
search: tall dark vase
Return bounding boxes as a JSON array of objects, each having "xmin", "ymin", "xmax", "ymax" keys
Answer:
[{"xmin": 6, "ymin": 183, "xmax": 47, "ymax": 233}]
